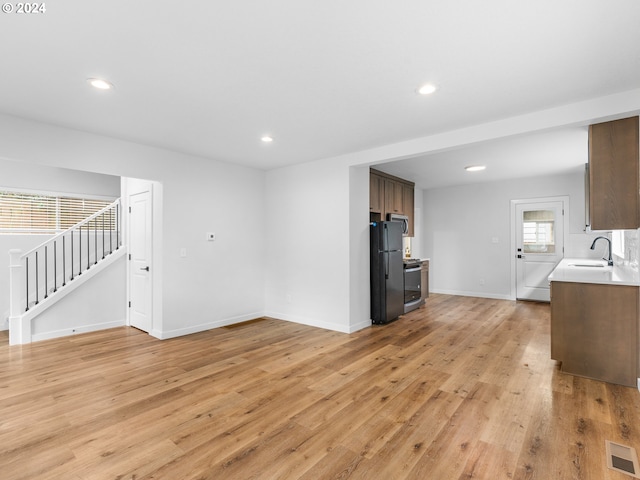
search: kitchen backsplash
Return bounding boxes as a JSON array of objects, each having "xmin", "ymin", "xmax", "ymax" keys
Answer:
[
  {"xmin": 403, "ymin": 237, "xmax": 412, "ymax": 258},
  {"xmin": 569, "ymin": 230, "xmax": 639, "ymax": 268},
  {"xmin": 624, "ymin": 229, "xmax": 638, "ymax": 267}
]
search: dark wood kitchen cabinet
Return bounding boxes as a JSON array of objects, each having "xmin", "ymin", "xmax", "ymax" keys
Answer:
[
  {"xmin": 420, "ymin": 260, "xmax": 429, "ymax": 301},
  {"xmin": 369, "ymin": 169, "xmax": 415, "ymax": 236},
  {"xmin": 589, "ymin": 116, "xmax": 640, "ymax": 230},
  {"xmin": 403, "ymin": 183, "xmax": 415, "ymax": 237},
  {"xmin": 384, "ymin": 178, "xmax": 404, "ymax": 215},
  {"xmin": 550, "ymin": 281, "xmax": 638, "ymax": 387},
  {"xmin": 369, "ymin": 172, "xmax": 384, "ymax": 214}
]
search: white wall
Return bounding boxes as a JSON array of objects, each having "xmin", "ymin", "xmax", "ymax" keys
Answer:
[
  {"xmin": 421, "ymin": 170, "xmax": 605, "ymax": 299},
  {"xmin": 30, "ymin": 255, "xmax": 126, "ymax": 342},
  {"xmin": 160, "ymin": 162, "xmax": 265, "ymax": 337},
  {"xmin": 349, "ymin": 165, "xmax": 371, "ymax": 331},
  {"xmin": 0, "ymin": 113, "xmax": 266, "ymax": 339},
  {"xmin": 0, "ymin": 157, "xmax": 121, "ymax": 330},
  {"xmin": 0, "ymin": 156, "xmax": 120, "ymax": 197},
  {"xmin": 264, "ymin": 158, "xmax": 358, "ymax": 332}
]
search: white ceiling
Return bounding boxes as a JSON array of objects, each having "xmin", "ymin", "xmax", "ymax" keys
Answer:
[
  {"xmin": 1, "ymin": 0, "xmax": 639, "ymax": 183},
  {"xmin": 374, "ymin": 126, "xmax": 589, "ymax": 189}
]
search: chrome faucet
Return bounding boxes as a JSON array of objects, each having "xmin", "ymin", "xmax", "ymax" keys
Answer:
[{"xmin": 590, "ymin": 236, "xmax": 613, "ymax": 266}]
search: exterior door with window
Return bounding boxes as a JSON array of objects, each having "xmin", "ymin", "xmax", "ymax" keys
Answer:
[{"xmin": 515, "ymin": 201, "xmax": 564, "ymax": 301}]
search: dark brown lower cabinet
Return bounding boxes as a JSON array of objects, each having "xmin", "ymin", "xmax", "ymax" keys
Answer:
[
  {"xmin": 551, "ymin": 281, "xmax": 638, "ymax": 387},
  {"xmin": 420, "ymin": 260, "xmax": 429, "ymax": 301}
]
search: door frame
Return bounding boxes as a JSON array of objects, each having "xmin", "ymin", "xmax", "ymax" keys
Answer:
[
  {"xmin": 509, "ymin": 195, "xmax": 569, "ymax": 301},
  {"xmin": 122, "ymin": 177, "xmax": 163, "ymax": 338}
]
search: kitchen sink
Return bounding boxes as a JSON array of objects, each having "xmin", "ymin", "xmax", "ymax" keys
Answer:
[{"xmin": 566, "ymin": 261, "xmax": 608, "ymax": 268}]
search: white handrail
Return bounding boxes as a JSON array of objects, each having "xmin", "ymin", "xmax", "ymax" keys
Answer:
[{"xmin": 20, "ymin": 198, "xmax": 120, "ymax": 260}]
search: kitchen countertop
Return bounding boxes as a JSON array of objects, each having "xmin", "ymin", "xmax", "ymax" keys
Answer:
[{"xmin": 548, "ymin": 258, "xmax": 640, "ymax": 286}]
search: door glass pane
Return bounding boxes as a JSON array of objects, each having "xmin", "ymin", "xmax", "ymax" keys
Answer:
[{"xmin": 522, "ymin": 209, "xmax": 555, "ymax": 253}]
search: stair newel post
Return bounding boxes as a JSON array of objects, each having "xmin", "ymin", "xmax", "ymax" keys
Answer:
[
  {"xmin": 9, "ymin": 249, "xmax": 30, "ymax": 345},
  {"xmin": 9, "ymin": 249, "xmax": 26, "ymax": 313}
]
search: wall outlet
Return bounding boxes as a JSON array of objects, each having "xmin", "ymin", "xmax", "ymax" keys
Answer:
[
  {"xmin": 206, "ymin": 232, "xmax": 216, "ymax": 242},
  {"xmin": 286, "ymin": 293, "xmax": 292, "ymax": 304},
  {"xmin": 479, "ymin": 277, "xmax": 486, "ymax": 286}
]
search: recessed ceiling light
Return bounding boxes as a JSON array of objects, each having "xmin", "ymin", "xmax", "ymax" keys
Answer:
[
  {"xmin": 87, "ymin": 78, "xmax": 114, "ymax": 90},
  {"xmin": 417, "ymin": 83, "xmax": 437, "ymax": 95},
  {"xmin": 465, "ymin": 165, "xmax": 486, "ymax": 172},
  {"xmin": 261, "ymin": 135, "xmax": 274, "ymax": 143}
]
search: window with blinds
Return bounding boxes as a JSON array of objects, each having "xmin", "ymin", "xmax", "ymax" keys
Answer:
[
  {"xmin": 522, "ymin": 209, "xmax": 556, "ymax": 254},
  {"xmin": 0, "ymin": 191, "xmax": 113, "ymax": 233}
]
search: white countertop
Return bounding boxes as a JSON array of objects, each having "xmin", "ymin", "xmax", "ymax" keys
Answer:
[{"xmin": 548, "ymin": 258, "xmax": 640, "ymax": 286}]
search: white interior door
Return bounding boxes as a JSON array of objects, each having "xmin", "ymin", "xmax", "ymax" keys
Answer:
[
  {"xmin": 515, "ymin": 201, "xmax": 564, "ymax": 302},
  {"xmin": 129, "ymin": 190, "xmax": 152, "ymax": 332}
]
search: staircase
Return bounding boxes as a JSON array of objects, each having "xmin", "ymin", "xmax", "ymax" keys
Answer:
[{"xmin": 8, "ymin": 199, "xmax": 123, "ymax": 345}]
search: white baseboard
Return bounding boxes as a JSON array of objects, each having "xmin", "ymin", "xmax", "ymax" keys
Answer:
[
  {"xmin": 348, "ymin": 318, "xmax": 373, "ymax": 333},
  {"xmin": 31, "ymin": 319, "xmax": 126, "ymax": 343},
  {"xmin": 156, "ymin": 310, "xmax": 371, "ymax": 340},
  {"xmin": 156, "ymin": 311, "xmax": 265, "ymax": 340},
  {"xmin": 263, "ymin": 311, "xmax": 371, "ymax": 334},
  {"xmin": 429, "ymin": 288, "xmax": 512, "ymax": 301}
]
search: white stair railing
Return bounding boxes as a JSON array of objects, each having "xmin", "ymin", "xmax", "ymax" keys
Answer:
[{"xmin": 9, "ymin": 198, "xmax": 121, "ymax": 317}]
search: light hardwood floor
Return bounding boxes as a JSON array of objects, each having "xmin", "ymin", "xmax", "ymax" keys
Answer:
[{"xmin": 1, "ymin": 294, "xmax": 639, "ymax": 479}]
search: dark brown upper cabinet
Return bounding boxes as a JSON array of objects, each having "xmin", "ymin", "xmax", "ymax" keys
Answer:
[
  {"xmin": 369, "ymin": 172, "xmax": 384, "ymax": 215},
  {"xmin": 369, "ymin": 169, "xmax": 415, "ymax": 236},
  {"xmin": 589, "ymin": 116, "xmax": 640, "ymax": 230}
]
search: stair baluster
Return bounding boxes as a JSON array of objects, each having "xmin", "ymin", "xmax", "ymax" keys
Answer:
[{"xmin": 12, "ymin": 199, "xmax": 121, "ymax": 317}]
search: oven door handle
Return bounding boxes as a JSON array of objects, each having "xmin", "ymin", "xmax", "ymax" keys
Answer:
[{"xmin": 405, "ymin": 266, "xmax": 421, "ymax": 273}]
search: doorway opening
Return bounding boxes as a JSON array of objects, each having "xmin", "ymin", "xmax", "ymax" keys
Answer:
[{"xmin": 123, "ymin": 177, "xmax": 163, "ymax": 337}]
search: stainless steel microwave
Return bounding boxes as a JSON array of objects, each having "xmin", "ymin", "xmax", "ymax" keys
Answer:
[{"xmin": 387, "ymin": 214, "xmax": 409, "ymax": 236}]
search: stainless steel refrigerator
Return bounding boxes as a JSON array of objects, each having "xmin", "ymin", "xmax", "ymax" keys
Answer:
[{"xmin": 370, "ymin": 220, "xmax": 404, "ymax": 324}]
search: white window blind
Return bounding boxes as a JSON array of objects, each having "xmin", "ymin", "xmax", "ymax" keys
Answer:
[{"xmin": 0, "ymin": 191, "xmax": 113, "ymax": 233}]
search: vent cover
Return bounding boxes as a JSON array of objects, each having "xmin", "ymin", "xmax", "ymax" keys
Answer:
[{"xmin": 606, "ymin": 440, "xmax": 640, "ymax": 478}]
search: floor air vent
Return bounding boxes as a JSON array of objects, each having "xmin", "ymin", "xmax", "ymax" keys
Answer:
[{"xmin": 606, "ymin": 440, "xmax": 640, "ymax": 478}]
